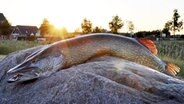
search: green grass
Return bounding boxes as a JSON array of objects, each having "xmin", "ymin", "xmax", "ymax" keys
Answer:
[
  {"xmin": 156, "ymin": 41, "xmax": 184, "ymax": 60},
  {"xmin": 156, "ymin": 40, "xmax": 184, "ymax": 77},
  {"xmin": 0, "ymin": 40, "xmax": 43, "ymax": 55}
]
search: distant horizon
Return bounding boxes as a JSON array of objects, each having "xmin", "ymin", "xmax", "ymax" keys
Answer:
[{"xmin": 0, "ymin": 0, "xmax": 184, "ymax": 34}]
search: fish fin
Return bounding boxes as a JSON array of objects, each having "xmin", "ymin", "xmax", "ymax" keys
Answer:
[
  {"xmin": 166, "ymin": 63, "xmax": 180, "ymax": 76},
  {"xmin": 138, "ymin": 38, "xmax": 158, "ymax": 55}
]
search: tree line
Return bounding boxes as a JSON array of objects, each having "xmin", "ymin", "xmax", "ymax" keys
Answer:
[
  {"xmin": 0, "ymin": 9, "xmax": 183, "ymax": 40},
  {"xmin": 40, "ymin": 15, "xmax": 134, "ymax": 37}
]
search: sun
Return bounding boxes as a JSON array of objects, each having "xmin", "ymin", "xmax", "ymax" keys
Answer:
[{"xmin": 50, "ymin": 19, "xmax": 78, "ymax": 32}]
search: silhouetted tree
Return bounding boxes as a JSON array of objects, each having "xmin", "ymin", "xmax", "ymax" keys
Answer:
[
  {"xmin": 127, "ymin": 21, "xmax": 134, "ymax": 36},
  {"xmin": 39, "ymin": 18, "xmax": 51, "ymax": 37},
  {"xmin": 92, "ymin": 26, "xmax": 105, "ymax": 33},
  {"xmin": 81, "ymin": 18, "xmax": 92, "ymax": 34},
  {"xmin": 164, "ymin": 9, "xmax": 183, "ymax": 35},
  {"xmin": 0, "ymin": 20, "xmax": 11, "ymax": 36},
  {"xmin": 109, "ymin": 15, "xmax": 123, "ymax": 33},
  {"xmin": 162, "ymin": 28, "xmax": 170, "ymax": 38}
]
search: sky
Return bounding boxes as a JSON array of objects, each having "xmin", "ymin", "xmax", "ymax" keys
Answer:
[{"xmin": 0, "ymin": 0, "xmax": 184, "ymax": 33}]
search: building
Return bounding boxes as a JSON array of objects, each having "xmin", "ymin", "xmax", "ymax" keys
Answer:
[{"xmin": 11, "ymin": 25, "xmax": 40, "ymax": 40}]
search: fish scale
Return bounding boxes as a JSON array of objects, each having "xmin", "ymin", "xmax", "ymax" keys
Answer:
[{"xmin": 7, "ymin": 33, "xmax": 180, "ymax": 83}]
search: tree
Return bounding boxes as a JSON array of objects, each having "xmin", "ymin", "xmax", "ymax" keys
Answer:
[
  {"xmin": 0, "ymin": 20, "xmax": 11, "ymax": 36},
  {"xmin": 127, "ymin": 21, "xmax": 135, "ymax": 34},
  {"xmin": 164, "ymin": 9, "xmax": 183, "ymax": 35},
  {"xmin": 39, "ymin": 18, "xmax": 51, "ymax": 37},
  {"xmin": 81, "ymin": 18, "xmax": 92, "ymax": 34},
  {"xmin": 162, "ymin": 21, "xmax": 171, "ymax": 38},
  {"xmin": 162, "ymin": 28, "xmax": 170, "ymax": 38},
  {"xmin": 109, "ymin": 15, "xmax": 123, "ymax": 33},
  {"xmin": 92, "ymin": 26, "xmax": 105, "ymax": 33}
]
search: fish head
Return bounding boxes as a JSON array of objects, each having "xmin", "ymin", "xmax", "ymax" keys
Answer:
[
  {"xmin": 7, "ymin": 49, "xmax": 63, "ymax": 83},
  {"xmin": 7, "ymin": 58, "xmax": 41, "ymax": 83}
]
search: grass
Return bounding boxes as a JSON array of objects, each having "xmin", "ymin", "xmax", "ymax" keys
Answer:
[
  {"xmin": 156, "ymin": 41, "xmax": 184, "ymax": 60},
  {"xmin": 0, "ymin": 40, "xmax": 44, "ymax": 55},
  {"xmin": 156, "ymin": 40, "xmax": 184, "ymax": 77}
]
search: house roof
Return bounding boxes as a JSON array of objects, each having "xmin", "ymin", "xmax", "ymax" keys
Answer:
[
  {"xmin": 0, "ymin": 13, "xmax": 6, "ymax": 22},
  {"xmin": 13, "ymin": 25, "xmax": 38, "ymax": 36}
]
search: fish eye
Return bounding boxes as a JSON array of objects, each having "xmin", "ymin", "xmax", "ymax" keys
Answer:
[
  {"xmin": 13, "ymin": 73, "xmax": 23, "ymax": 79},
  {"xmin": 32, "ymin": 59, "xmax": 37, "ymax": 63}
]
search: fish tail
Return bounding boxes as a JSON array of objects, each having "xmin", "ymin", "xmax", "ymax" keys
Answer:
[{"xmin": 166, "ymin": 63, "xmax": 180, "ymax": 76}]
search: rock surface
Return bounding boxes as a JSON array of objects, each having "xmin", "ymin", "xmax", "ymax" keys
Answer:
[{"xmin": 0, "ymin": 47, "xmax": 184, "ymax": 104}]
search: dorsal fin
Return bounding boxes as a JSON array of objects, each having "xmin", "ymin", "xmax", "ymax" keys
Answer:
[{"xmin": 138, "ymin": 38, "xmax": 158, "ymax": 55}]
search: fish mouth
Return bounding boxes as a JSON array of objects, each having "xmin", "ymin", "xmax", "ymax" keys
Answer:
[
  {"xmin": 7, "ymin": 66, "xmax": 39, "ymax": 74},
  {"xmin": 7, "ymin": 66, "xmax": 40, "ymax": 83},
  {"xmin": 7, "ymin": 73, "xmax": 23, "ymax": 83},
  {"xmin": 7, "ymin": 64, "xmax": 24, "ymax": 74},
  {"xmin": 7, "ymin": 72, "xmax": 40, "ymax": 83}
]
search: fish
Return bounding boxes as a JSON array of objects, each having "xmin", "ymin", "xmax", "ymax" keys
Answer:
[{"xmin": 7, "ymin": 33, "xmax": 180, "ymax": 83}]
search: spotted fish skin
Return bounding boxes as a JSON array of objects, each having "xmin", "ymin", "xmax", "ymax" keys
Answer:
[
  {"xmin": 52, "ymin": 33, "xmax": 166, "ymax": 72},
  {"xmin": 7, "ymin": 33, "xmax": 179, "ymax": 83}
]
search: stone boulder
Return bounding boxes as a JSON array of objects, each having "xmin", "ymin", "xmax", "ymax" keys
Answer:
[{"xmin": 0, "ymin": 47, "xmax": 184, "ymax": 104}]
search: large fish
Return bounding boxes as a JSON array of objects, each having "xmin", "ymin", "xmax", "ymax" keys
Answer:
[{"xmin": 7, "ymin": 33, "xmax": 180, "ymax": 83}]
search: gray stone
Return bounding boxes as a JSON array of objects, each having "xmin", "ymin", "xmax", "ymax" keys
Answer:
[{"xmin": 0, "ymin": 47, "xmax": 184, "ymax": 104}]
